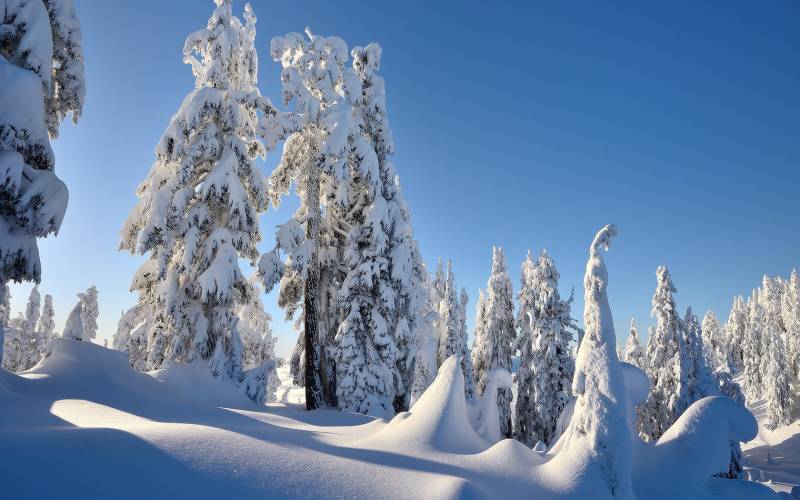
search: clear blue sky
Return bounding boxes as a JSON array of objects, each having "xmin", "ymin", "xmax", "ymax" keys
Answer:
[{"xmin": 9, "ymin": 0, "xmax": 799, "ymax": 358}]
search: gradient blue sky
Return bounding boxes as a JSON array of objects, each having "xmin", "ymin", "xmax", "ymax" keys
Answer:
[{"xmin": 9, "ymin": 0, "xmax": 799, "ymax": 358}]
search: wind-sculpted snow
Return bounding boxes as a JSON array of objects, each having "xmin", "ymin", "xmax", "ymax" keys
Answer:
[
  {"xmin": 357, "ymin": 356, "xmax": 489, "ymax": 454},
  {"xmin": 0, "ymin": 335, "xmax": 780, "ymax": 499}
]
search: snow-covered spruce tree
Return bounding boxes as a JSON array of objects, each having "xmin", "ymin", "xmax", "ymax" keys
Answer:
[
  {"xmin": 638, "ymin": 265, "xmax": 687, "ymax": 442},
  {"xmin": 61, "ymin": 297, "xmax": 84, "ymax": 341},
  {"xmin": 700, "ymin": 310, "xmax": 724, "ymax": 371},
  {"xmin": 435, "ymin": 261, "xmax": 473, "ymax": 397},
  {"xmin": 113, "ymin": 304, "xmax": 151, "ymax": 371},
  {"xmin": 742, "ymin": 290, "xmax": 764, "ymax": 401},
  {"xmin": 763, "ymin": 324, "xmax": 792, "ymax": 429},
  {"xmin": 624, "ymin": 318, "xmax": 645, "ymax": 370},
  {"xmin": 557, "ymin": 224, "xmax": 632, "ymax": 498},
  {"xmin": 513, "ymin": 250, "xmax": 537, "ymax": 444},
  {"xmin": 78, "ymin": 284, "xmax": 97, "ymax": 341},
  {"xmin": 0, "ymin": 282, "xmax": 9, "ymax": 367},
  {"xmin": 724, "ymin": 295, "xmax": 747, "ymax": 373},
  {"xmin": 348, "ymin": 43, "xmax": 434, "ymax": 411},
  {"xmin": 783, "ymin": 269, "xmax": 800, "ymax": 411},
  {"xmin": 120, "ymin": 1, "xmax": 288, "ymax": 398},
  {"xmin": 759, "ymin": 277, "xmax": 792, "ymax": 428},
  {"xmin": 0, "ymin": 0, "xmax": 85, "ymax": 365},
  {"xmin": 237, "ymin": 285, "xmax": 275, "ymax": 369},
  {"xmin": 677, "ymin": 307, "xmax": 717, "ymax": 417},
  {"xmin": 37, "ymin": 293, "xmax": 55, "ymax": 348},
  {"xmin": 259, "ymin": 28, "xmax": 357, "ymax": 410},
  {"xmin": 471, "ymin": 247, "xmax": 515, "ymax": 437},
  {"xmin": 515, "ymin": 249, "xmax": 575, "ymax": 447},
  {"xmin": 408, "ymin": 274, "xmax": 439, "ymax": 407},
  {"xmin": 18, "ymin": 284, "xmax": 41, "ymax": 369}
]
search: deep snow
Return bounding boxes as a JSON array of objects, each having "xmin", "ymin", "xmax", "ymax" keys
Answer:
[{"xmin": 0, "ymin": 339, "xmax": 781, "ymax": 499}]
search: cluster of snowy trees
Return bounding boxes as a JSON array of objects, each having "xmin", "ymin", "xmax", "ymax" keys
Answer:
[
  {"xmin": 1, "ymin": 283, "xmax": 99, "ymax": 373},
  {"xmin": 707, "ymin": 271, "xmax": 800, "ymax": 430},
  {"xmin": 628, "ymin": 267, "xmax": 800, "ymax": 437},
  {"xmin": 1, "ymin": 285, "xmax": 55, "ymax": 372},
  {"xmin": 0, "ymin": 0, "xmax": 85, "ymax": 366},
  {"xmin": 617, "ymin": 265, "xmax": 800, "ymax": 478}
]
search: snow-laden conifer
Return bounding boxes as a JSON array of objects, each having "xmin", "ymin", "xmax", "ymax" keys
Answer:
[
  {"xmin": 0, "ymin": 0, "xmax": 85, "ymax": 366},
  {"xmin": 471, "ymin": 247, "xmax": 515, "ymax": 437},
  {"xmin": 742, "ymin": 290, "xmax": 764, "ymax": 401},
  {"xmin": 557, "ymin": 224, "xmax": 632, "ymax": 498},
  {"xmin": 434, "ymin": 261, "xmax": 473, "ymax": 398},
  {"xmin": 61, "ymin": 297, "xmax": 84, "ymax": 341},
  {"xmin": 624, "ymin": 318, "xmax": 645, "ymax": 370},
  {"xmin": 113, "ymin": 304, "xmax": 151, "ymax": 370},
  {"xmin": 763, "ymin": 324, "xmax": 792, "ymax": 429},
  {"xmin": 37, "ymin": 293, "xmax": 55, "ymax": 349},
  {"xmin": 513, "ymin": 250, "xmax": 537, "ymax": 444},
  {"xmin": 700, "ymin": 310, "xmax": 724, "ymax": 371},
  {"xmin": 724, "ymin": 295, "xmax": 747, "ymax": 373},
  {"xmin": 78, "ymin": 284, "xmax": 97, "ymax": 341},
  {"xmin": 120, "ymin": 1, "xmax": 287, "ymax": 398},
  {"xmin": 639, "ymin": 265, "xmax": 687, "ymax": 441},
  {"xmin": 514, "ymin": 249, "xmax": 575, "ymax": 447},
  {"xmin": 259, "ymin": 27, "xmax": 356, "ymax": 410}
]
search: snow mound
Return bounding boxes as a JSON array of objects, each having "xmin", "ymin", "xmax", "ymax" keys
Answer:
[
  {"xmin": 152, "ymin": 360, "xmax": 256, "ymax": 409},
  {"xmin": 468, "ymin": 366, "xmax": 513, "ymax": 444},
  {"xmin": 635, "ymin": 396, "xmax": 774, "ymax": 499},
  {"xmin": 357, "ymin": 355, "xmax": 489, "ymax": 454}
]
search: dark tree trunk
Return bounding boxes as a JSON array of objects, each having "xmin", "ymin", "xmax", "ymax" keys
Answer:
[{"xmin": 303, "ymin": 162, "xmax": 323, "ymax": 410}]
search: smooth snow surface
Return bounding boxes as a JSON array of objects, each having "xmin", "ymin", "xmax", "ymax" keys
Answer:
[{"xmin": 0, "ymin": 339, "xmax": 780, "ymax": 499}]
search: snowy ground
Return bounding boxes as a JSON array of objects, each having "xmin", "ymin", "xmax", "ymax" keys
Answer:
[
  {"xmin": 743, "ymin": 398, "xmax": 800, "ymax": 496},
  {"xmin": 0, "ymin": 339, "xmax": 786, "ymax": 499}
]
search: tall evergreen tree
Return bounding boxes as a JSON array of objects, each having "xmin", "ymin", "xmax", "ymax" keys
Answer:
[
  {"xmin": 624, "ymin": 318, "xmax": 645, "ymax": 370},
  {"xmin": 724, "ymin": 295, "xmax": 747, "ymax": 373},
  {"xmin": 782, "ymin": 269, "xmax": 800, "ymax": 409},
  {"xmin": 700, "ymin": 311, "xmax": 724, "ymax": 371},
  {"xmin": 121, "ymin": 1, "xmax": 286, "ymax": 397},
  {"xmin": 742, "ymin": 290, "xmax": 764, "ymax": 402},
  {"xmin": 677, "ymin": 307, "xmax": 716, "ymax": 417},
  {"xmin": 0, "ymin": 0, "xmax": 84, "ymax": 365},
  {"xmin": 514, "ymin": 250, "xmax": 537, "ymax": 444},
  {"xmin": 436, "ymin": 261, "xmax": 473, "ymax": 397},
  {"xmin": 78, "ymin": 284, "xmax": 98, "ymax": 341},
  {"xmin": 639, "ymin": 265, "xmax": 686, "ymax": 441},
  {"xmin": 514, "ymin": 249, "xmax": 574, "ymax": 447},
  {"xmin": 37, "ymin": 293, "xmax": 56, "ymax": 351},
  {"xmin": 763, "ymin": 324, "xmax": 792, "ymax": 429},
  {"xmin": 260, "ymin": 27, "xmax": 357, "ymax": 410},
  {"xmin": 558, "ymin": 225, "xmax": 633, "ymax": 498},
  {"xmin": 471, "ymin": 247, "xmax": 515, "ymax": 438}
]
